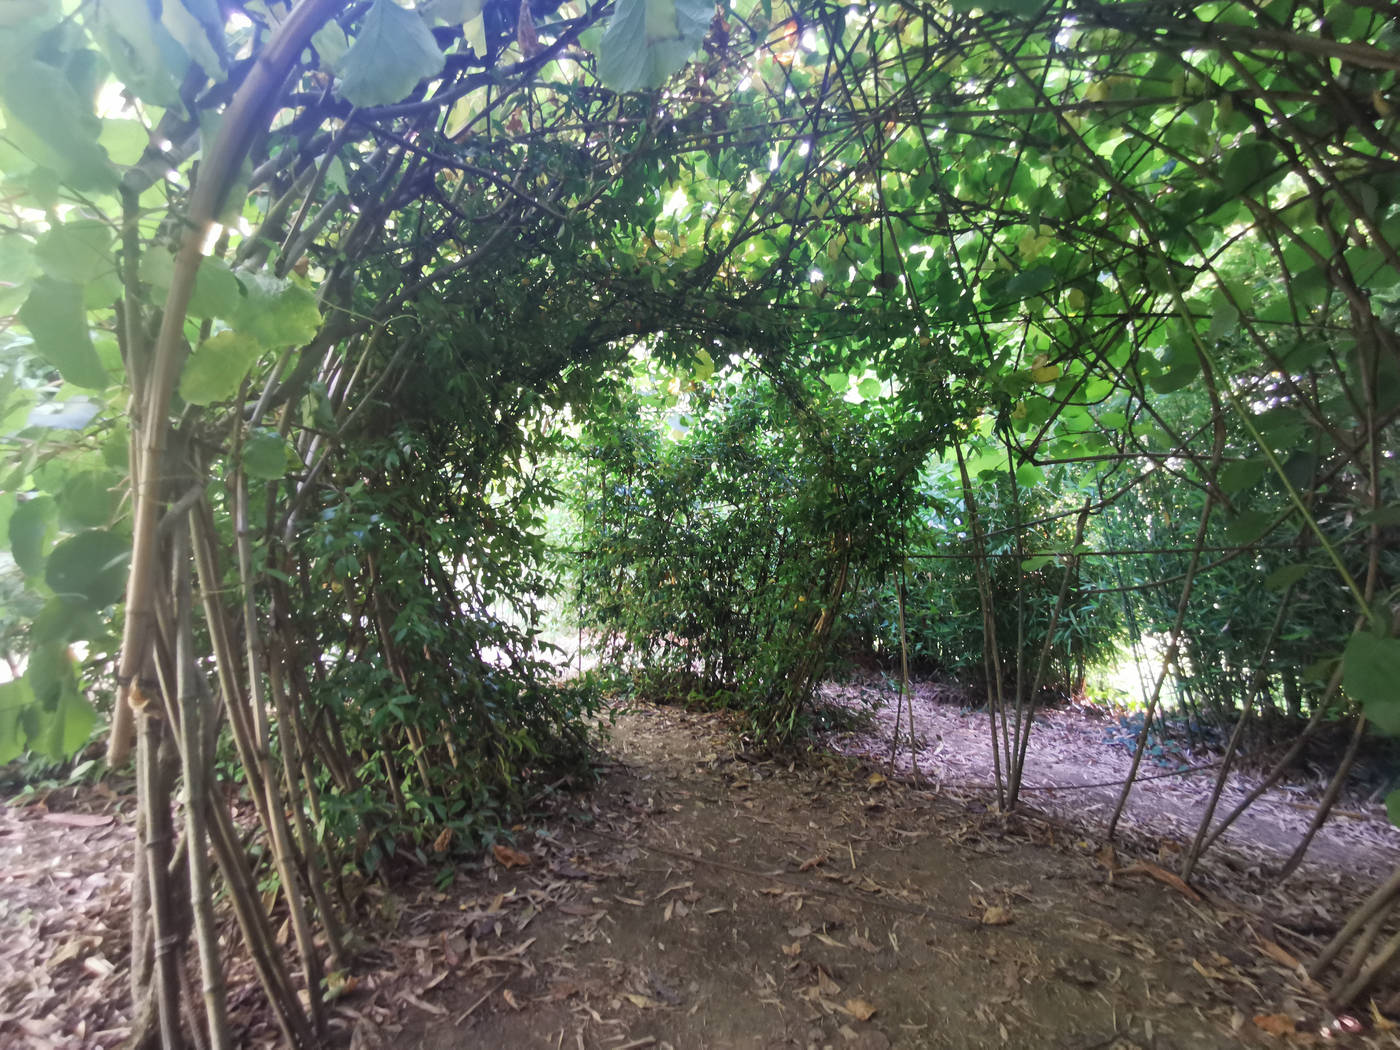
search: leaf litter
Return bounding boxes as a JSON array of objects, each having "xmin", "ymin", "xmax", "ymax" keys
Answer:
[{"xmin": 4, "ymin": 700, "xmax": 1394, "ymax": 1048}]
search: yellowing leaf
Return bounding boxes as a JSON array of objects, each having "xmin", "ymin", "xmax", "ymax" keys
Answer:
[
  {"xmin": 844, "ymin": 998, "xmax": 877, "ymax": 1021},
  {"xmin": 180, "ymin": 330, "xmax": 264, "ymax": 406}
]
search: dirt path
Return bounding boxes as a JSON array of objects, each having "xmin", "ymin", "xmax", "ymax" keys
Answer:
[
  {"xmin": 349, "ymin": 704, "xmax": 1371, "ymax": 1049},
  {"xmin": 0, "ymin": 787, "xmax": 132, "ymax": 1049},
  {"xmin": 2, "ymin": 702, "xmax": 1392, "ymax": 1048}
]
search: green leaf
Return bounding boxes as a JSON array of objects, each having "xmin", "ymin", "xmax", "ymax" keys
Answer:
[
  {"xmin": 312, "ymin": 21, "xmax": 351, "ymax": 70},
  {"xmin": 857, "ymin": 377, "xmax": 882, "ymax": 399},
  {"xmin": 162, "ymin": 0, "xmax": 226, "ymax": 82},
  {"xmin": 45, "ymin": 528, "xmax": 130, "ymax": 608},
  {"xmin": 1223, "ymin": 509, "xmax": 1275, "ymax": 546},
  {"xmin": 188, "ymin": 257, "xmax": 243, "ymax": 319},
  {"xmin": 1359, "ymin": 505, "xmax": 1400, "ymax": 527},
  {"xmin": 596, "ymin": 0, "xmax": 712, "ymax": 92},
  {"xmin": 180, "ymin": 330, "xmax": 265, "ymax": 405},
  {"xmin": 337, "ymin": 0, "xmax": 446, "ymax": 108},
  {"xmin": 1221, "ymin": 141, "xmax": 1279, "ymax": 199},
  {"xmin": 0, "ymin": 60, "xmax": 113, "ymax": 189},
  {"xmin": 26, "ymin": 644, "xmax": 94, "ymax": 760},
  {"xmin": 0, "ymin": 678, "xmax": 35, "ymax": 764},
  {"xmin": 1021, "ymin": 555, "xmax": 1053, "ymax": 571},
  {"xmin": 1263, "ymin": 563, "xmax": 1311, "ymax": 591},
  {"xmin": 18, "ymin": 278, "xmax": 108, "ymax": 389},
  {"xmin": 1344, "ymin": 632, "xmax": 1400, "ymax": 735},
  {"xmin": 231, "ymin": 273, "xmax": 322, "ymax": 348},
  {"xmin": 1219, "ymin": 458, "xmax": 1267, "ymax": 494},
  {"xmin": 243, "ymin": 428, "xmax": 291, "ymax": 479},
  {"xmin": 35, "ymin": 219, "xmax": 114, "ymax": 285},
  {"xmin": 10, "ymin": 495, "xmax": 55, "ymax": 576},
  {"xmin": 92, "ymin": 0, "xmax": 187, "ymax": 108},
  {"xmin": 1015, "ymin": 463, "xmax": 1044, "ymax": 487},
  {"xmin": 1386, "ymin": 788, "xmax": 1400, "ymax": 830},
  {"xmin": 57, "ymin": 470, "xmax": 119, "ymax": 529}
]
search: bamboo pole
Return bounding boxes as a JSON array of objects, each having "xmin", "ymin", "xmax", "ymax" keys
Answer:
[{"xmin": 174, "ymin": 520, "xmax": 232, "ymax": 1050}]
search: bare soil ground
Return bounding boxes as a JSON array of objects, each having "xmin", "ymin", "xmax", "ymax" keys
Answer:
[
  {"xmin": 3, "ymin": 696, "xmax": 1398, "ymax": 1049},
  {"xmin": 0, "ymin": 784, "xmax": 132, "ymax": 1048},
  {"xmin": 820, "ymin": 675, "xmax": 1400, "ymax": 887},
  {"xmin": 347, "ymin": 703, "xmax": 1393, "ymax": 1049}
]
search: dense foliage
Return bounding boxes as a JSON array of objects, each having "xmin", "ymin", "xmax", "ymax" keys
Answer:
[{"xmin": 571, "ymin": 367, "xmax": 916, "ymax": 735}]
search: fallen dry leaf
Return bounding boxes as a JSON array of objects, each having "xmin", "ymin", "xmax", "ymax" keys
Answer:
[
  {"xmin": 980, "ymin": 906, "xmax": 1013, "ymax": 926},
  {"xmin": 432, "ymin": 827, "xmax": 452, "ymax": 853},
  {"xmin": 492, "ymin": 844, "xmax": 531, "ymax": 869},
  {"xmin": 798, "ymin": 855, "xmax": 826, "ymax": 872},
  {"xmin": 844, "ymin": 997, "xmax": 877, "ymax": 1021},
  {"xmin": 502, "ymin": 988, "xmax": 522, "ymax": 1010},
  {"xmin": 1370, "ymin": 1002, "xmax": 1397, "ymax": 1031},
  {"xmin": 624, "ymin": 992, "xmax": 663, "ymax": 1009},
  {"xmin": 782, "ymin": 941, "xmax": 802, "ymax": 957},
  {"xmin": 1252, "ymin": 1013, "xmax": 1296, "ymax": 1036},
  {"xmin": 1256, "ymin": 938, "xmax": 1302, "ymax": 971},
  {"xmin": 42, "ymin": 812, "xmax": 113, "ymax": 828},
  {"xmin": 817, "ymin": 968, "xmax": 841, "ymax": 996},
  {"xmin": 1120, "ymin": 862, "xmax": 1202, "ymax": 902}
]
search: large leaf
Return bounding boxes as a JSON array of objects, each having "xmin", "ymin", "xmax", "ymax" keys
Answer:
[
  {"xmin": 0, "ymin": 678, "xmax": 34, "ymax": 764},
  {"xmin": 189, "ymin": 258, "xmax": 244, "ymax": 319},
  {"xmin": 596, "ymin": 0, "xmax": 712, "ymax": 92},
  {"xmin": 180, "ymin": 330, "xmax": 265, "ymax": 405},
  {"xmin": 1343, "ymin": 632, "xmax": 1400, "ymax": 735},
  {"xmin": 9, "ymin": 495, "xmax": 55, "ymax": 576},
  {"xmin": 57, "ymin": 470, "xmax": 119, "ymax": 529},
  {"xmin": 92, "ymin": 0, "xmax": 187, "ymax": 107},
  {"xmin": 243, "ymin": 428, "xmax": 292, "ymax": 479},
  {"xmin": 18, "ymin": 278, "xmax": 107, "ymax": 389},
  {"xmin": 26, "ymin": 643, "xmax": 94, "ymax": 760},
  {"xmin": 35, "ymin": 219, "xmax": 114, "ymax": 285},
  {"xmin": 0, "ymin": 59, "xmax": 112, "ymax": 188},
  {"xmin": 231, "ymin": 273, "xmax": 322, "ymax": 349},
  {"xmin": 45, "ymin": 528, "xmax": 130, "ymax": 608},
  {"xmin": 338, "ymin": 0, "xmax": 446, "ymax": 108}
]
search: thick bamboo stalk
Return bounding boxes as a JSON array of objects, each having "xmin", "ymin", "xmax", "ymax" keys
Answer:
[
  {"xmin": 174, "ymin": 522, "xmax": 232, "ymax": 1050},
  {"xmin": 205, "ymin": 796, "xmax": 314, "ymax": 1049},
  {"xmin": 233, "ymin": 470, "xmax": 327, "ymax": 1036},
  {"xmin": 109, "ymin": 0, "xmax": 346, "ymax": 766},
  {"xmin": 138, "ymin": 703, "xmax": 184, "ymax": 1049}
]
